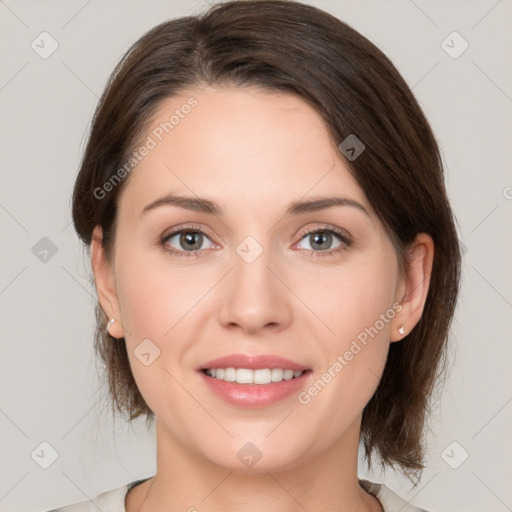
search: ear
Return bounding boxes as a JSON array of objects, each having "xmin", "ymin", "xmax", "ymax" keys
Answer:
[
  {"xmin": 91, "ymin": 225, "xmax": 124, "ymax": 339},
  {"xmin": 390, "ymin": 233, "xmax": 434, "ymax": 342}
]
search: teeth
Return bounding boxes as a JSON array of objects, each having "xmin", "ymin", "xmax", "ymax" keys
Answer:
[{"xmin": 204, "ymin": 367, "xmax": 305, "ymax": 384}]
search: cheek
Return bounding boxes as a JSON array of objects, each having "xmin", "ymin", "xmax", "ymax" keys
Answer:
[
  {"xmin": 304, "ymin": 252, "xmax": 398, "ymax": 349},
  {"xmin": 297, "ymin": 250, "xmax": 398, "ymax": 408},
  {"xmin": 116, "ymin": 266, "xmax": 166, "ymax": 340},
  {"xmin": 114, "ymin": 247, "xmax": 196, "ymax": 340},
  {"xmin": 113, "ymin": 252, "xmax": 206, "ymax": 386},
  {"xmin": 113, "ymin": 257, "xmax": 187, "ymax": 414}
]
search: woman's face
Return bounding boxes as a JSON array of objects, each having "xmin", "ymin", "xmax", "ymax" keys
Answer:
[{"xmin": 95, "ymin": 85, "xmax": 414, "ymax": 471}]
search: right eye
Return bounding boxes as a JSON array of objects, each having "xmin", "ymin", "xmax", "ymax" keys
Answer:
[{"xmin": 161, "ymin": 224, "xmax": 217, "ymax": 259}]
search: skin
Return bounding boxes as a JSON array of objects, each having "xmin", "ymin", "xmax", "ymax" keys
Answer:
[{"xmin": 91, "ymin": 86, "xmax": 434, "ymax": 512}]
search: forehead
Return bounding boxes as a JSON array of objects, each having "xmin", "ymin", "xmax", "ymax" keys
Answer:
[{"xmin": 118, "ymin": 86, "xmax": 371, "ymax": 219}]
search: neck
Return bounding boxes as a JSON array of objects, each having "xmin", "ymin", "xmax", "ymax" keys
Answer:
[{"xmin": 129, "ymin": 416, "xmax": 381, "ymax": 512}]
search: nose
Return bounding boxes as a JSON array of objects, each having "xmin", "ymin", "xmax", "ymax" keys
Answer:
[{"xmin": 217, "ymin": 243, "xmax": 293, "ymax": 335}]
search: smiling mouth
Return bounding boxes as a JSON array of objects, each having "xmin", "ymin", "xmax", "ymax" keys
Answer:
[{"xmin": 202, "ymin": 367, "xmax": 312, "ymax": 384}]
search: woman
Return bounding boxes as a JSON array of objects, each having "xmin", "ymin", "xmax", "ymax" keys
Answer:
[{"xmin": 49, "ymin": 0, "xmax": 461, "ymax": 510}]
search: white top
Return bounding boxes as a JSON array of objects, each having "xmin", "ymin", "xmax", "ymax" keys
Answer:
[{"xmin": 47, "ymin": 478, "xmax": 431, "ymax": 511}]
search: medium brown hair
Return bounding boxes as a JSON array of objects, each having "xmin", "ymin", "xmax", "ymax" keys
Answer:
[{"xmin": 71, "ymin": 0, "xmax": 461, "ymax": 483}]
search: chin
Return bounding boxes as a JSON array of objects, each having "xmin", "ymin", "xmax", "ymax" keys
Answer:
[{"xmin": 198, "ymin": 437, "xmax": 310, "ymax": 474}]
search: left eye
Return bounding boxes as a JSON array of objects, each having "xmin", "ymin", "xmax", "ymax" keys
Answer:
[
  {"xmin": 295, "ymin": 230, "xmax": 345, "ymax": 252},
  {"xmin": 163, "ymin": 230, "xmax": 214, "ymax": 252}
]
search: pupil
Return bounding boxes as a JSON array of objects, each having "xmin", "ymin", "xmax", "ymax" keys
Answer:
[
  {"xmin": 182, "ymin": 232, "xmax": 201, "ymax": 250},
  {"xmin": 311, "ymin": 231, "xmax": 330, "ymax": 250}
]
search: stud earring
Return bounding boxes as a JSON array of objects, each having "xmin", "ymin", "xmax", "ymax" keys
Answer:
[{"xmin": 398, "ymin": 324, "xmax": 405, "ymax": 335}]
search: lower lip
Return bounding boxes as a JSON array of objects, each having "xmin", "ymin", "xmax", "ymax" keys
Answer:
[{"xmin": 199, "ymin": 370, "xmax": 312, "ymax": 407}]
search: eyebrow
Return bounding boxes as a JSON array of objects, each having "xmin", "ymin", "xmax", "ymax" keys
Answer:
[{"xmin": 139, "ymin": 193, "xmax": 370, "ymax": 218}]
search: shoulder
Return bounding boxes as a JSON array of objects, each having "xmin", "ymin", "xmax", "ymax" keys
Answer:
[
  {"xmin": 46, "ymin": 479, "xmax": 149, "ymax": 512},
  {"xmin": 359, "ymin": 479, "xmax": 432, "ymax": 512}
]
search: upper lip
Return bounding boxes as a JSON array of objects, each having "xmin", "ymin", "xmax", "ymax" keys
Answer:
[{"xmin": 199, "ymin": 354, "xmax": 310, "ymax": 371}]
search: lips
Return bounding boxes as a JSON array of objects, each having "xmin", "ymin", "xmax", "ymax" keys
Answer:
[
  {"xmin": 198, "ymin": 354, "xmax": 310, "ymax": 372},
  {"xmin": 197, "ymin": 353, "xmax": 312, "ymax": 407}
]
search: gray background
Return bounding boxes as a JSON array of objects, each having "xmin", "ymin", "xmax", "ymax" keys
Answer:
[{"xmin": 0, "ymin": 1, "xmax": 511, "ymax": 511}]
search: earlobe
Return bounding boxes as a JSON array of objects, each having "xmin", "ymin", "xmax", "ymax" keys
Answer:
[
  {"xmin": 391, "ymin": 233, "xmax": 434, "ymax": 342},
  {"xmin": 91, "ymin": 226, "xmax": 124, "ymax": 339}
]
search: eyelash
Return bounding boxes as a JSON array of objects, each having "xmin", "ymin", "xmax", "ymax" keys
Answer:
[{"xmin": 160, "ymin": 223, "xmax": 353, "ymax": 259}]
